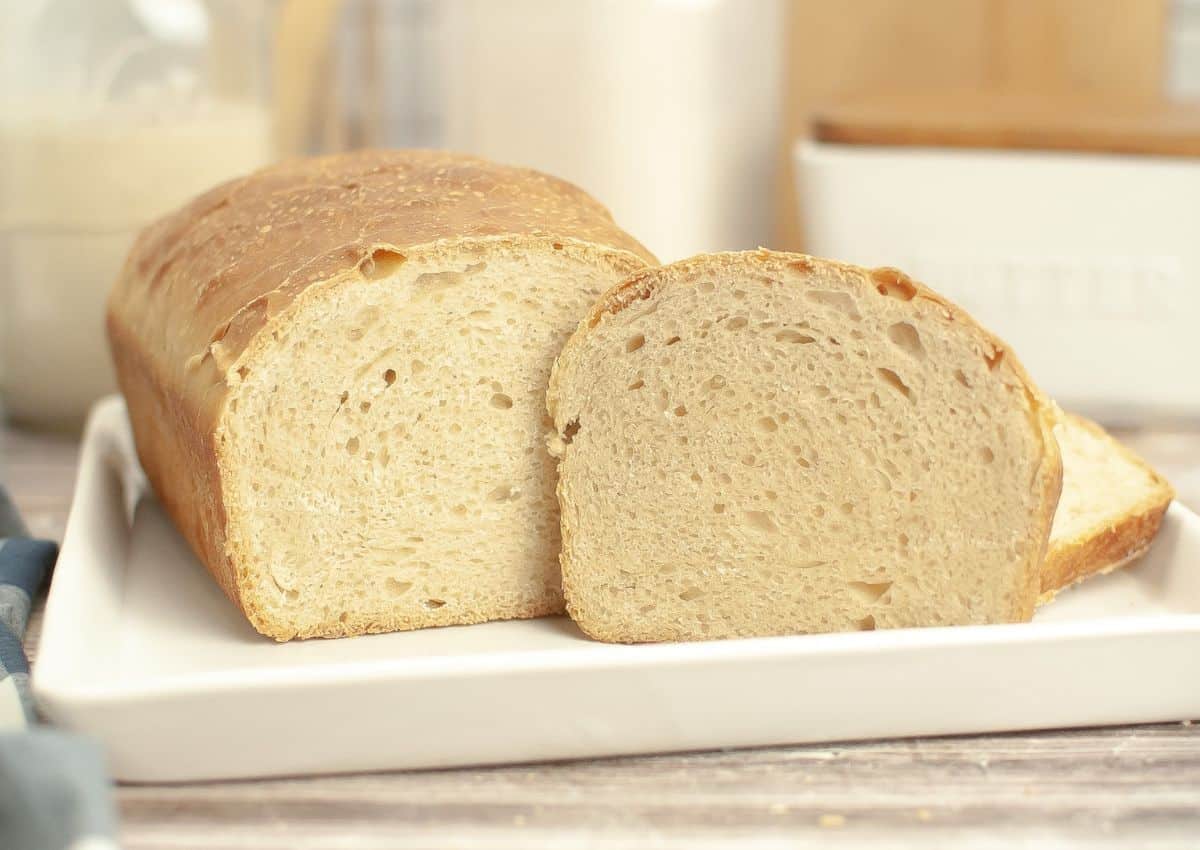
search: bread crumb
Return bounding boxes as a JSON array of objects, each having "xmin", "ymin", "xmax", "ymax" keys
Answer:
[{"xmin": 818, "ymin": 813, "xmax": 846, "ymax": 828}]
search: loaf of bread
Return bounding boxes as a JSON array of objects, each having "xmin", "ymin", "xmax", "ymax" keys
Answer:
[
  {"xmin": 108, "ymin": 150, "xmax": 654, "ymax": 640},
  {"xmin": 1044, "ymin": 413, "xmax": 1174, "ymax": 598},
  {"xmin": 547, "ymin": 250, "xmax": 1063, "ymax": 642}
]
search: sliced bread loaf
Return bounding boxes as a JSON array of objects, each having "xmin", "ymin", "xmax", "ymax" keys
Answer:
[
  {"xmin": 1044, "ymin": 413, "xmax": 1175, "ymax": 598},
  {"xmin": 547, "ymin": 250, "xmax": 1062, "ymax": 642},
  {"xmin": 108, "ymin": 150, "xmax": 654, "ymax": 640}
]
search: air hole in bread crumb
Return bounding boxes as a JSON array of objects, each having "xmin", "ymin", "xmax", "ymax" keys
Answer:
[
  {"xmin": 876, "ymin": 368, "xmax": 914, "ymax": 401},
  {"xmin": 690, "ymin": 472, "xmax": 703, "ymax": 483},
  {"xmin": 490, "ymin": 393, "xmax": 513, "ymax": 410},
  {"xmin": 673, "ymin": 405, "xmax": 688, "ymax": 417},
  {"xmin": 979, "ymin": 446, "xmax": 995, "ymax": 464},
  {"xmin": 857, "ymin": 615, "xmax": 877, "ymax": 631},
  {"xmin": 628, "ymin": 378, "xmax": 645, "ymax": 390},
  {"xmin": 488, "ymin": 484, "xmax": 519, "ymax": 502},
  {"xmin": 806, "ymin": 289, "xmax": 862, "ymax": 320},
  {"xmin": 626, "ymin": 334, "xmax": 645, "ymax": 352},
  {"xmin": 360, "ymin": 248, "xmax": 406, "ymax": 280},
  {"xmin": 887, "ymin": 322, "xmax": 926, "ymax": 359},
  {"xmin": 757, "ymin": 416, "xmax": 779, "ymax": 433},
  {"xmin": 847, "ymin": 580, "xmax": 892, "ymax": 604},
  {"xmin": 713, "ymin": 503, "xmax": 726, "ymax": 514},
  {"xmin": 706, "ymin": 375, "xmax": 727, "ymax": 391},
  {"xmin": 422, "ymin": 598, "xmax": 446, "ymax": 609},
  {"xmin": 812, "ymin": 505, "xmax": 826, "ymax": 518},
  {"xmin": 985, "ymin": 347, "xmax": 1005, "ymax": 370},
  {"xmin": 679, "ymin": 587, "xmax": 706, "ymax": 601},
  {"xmin": 345, "ymin": 437, "xmax": 360, "ymax": 454},
  {"xmin": 561, "ymin": 419, "xmax": 581, "ymax": 445},
  {"xmin": 718, "ymin": 472, "xmax": 733, "ymax": 485},
  {"xmin": 814, "ymin": 385, "xmax": 831, "ymax": 398},
  {"xmin": 360, "ymin": 401, "xmax": 371, "ymax": 413},
  {"xmin": 237, "ymin": 365, "xmax": 250, "ymax": 380},
  {"xmin": 411, "ymin": 359, "xmax": 427, "ymax": 374},
  {"xmin": 872, "ymin": 268, "xmax": 917, "ymax": 300},
  {"xmin": 386, "ymin": 578, "xmax": 412, "ymax": 596},
  {"xmin": 727, "ymin": 316, "xmax": 749, "ymax": 330},
  {"xmin": 666, "ymin": 335, "xmax": 682, "ymax": 346},
  {"xmin": 383, "ymin": 368, "xmax": 397, "ymax": 386},
  {"xmin": 741, "ymin": 454, "xmax": 757, "ymax": 467},
  {"xmin": 764, "ymin": 490, "xmax": 778, "ymax": 501},
  {"xmin": 744, "ymin": 510, "xmax": 779, "ymax": 533},
  {"xmin": 898, "ymin": 532, "xmax": 910, "ymax": 550},
  {"xmin": 955, "ymin": 369, "xmax": 971, "ymax": 388},
  {"xmin": 775, "ymin": 328, "xmax": 816, "ymax": 344},
  {"xmin": 840, "ymin": 502, "xmax": 854, "ymax": 515}
]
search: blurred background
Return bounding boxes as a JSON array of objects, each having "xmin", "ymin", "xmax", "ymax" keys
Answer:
[{"xmin": 1, "ymin": 0, "xmax": 1199, "ymax": 434}]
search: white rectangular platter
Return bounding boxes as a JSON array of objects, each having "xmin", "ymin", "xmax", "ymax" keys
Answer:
[{"xmin": 33, "ymin": 397, "xmax": 1200, "ymax": 782}]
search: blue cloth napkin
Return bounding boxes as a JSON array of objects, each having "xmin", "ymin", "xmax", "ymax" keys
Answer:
[{"xmin": 0, "ymin": 485, "xmax": 120, "ymax": 850}]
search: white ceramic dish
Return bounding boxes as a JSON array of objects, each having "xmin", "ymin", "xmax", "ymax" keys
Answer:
[{"xmin": 34, "ymin": 397, "xmax": 1200, "ymax": 782}]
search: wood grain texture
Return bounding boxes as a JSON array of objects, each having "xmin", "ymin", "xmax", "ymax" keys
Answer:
[
  {"xmin": 5, "ymin": 422, "xmax": 1199, "ymax": 849},
  {"xmin": 776, "ymin": 0, "xmax": 1169, "ymax": 250},
  {"xmin": 812, "ymin": 93, "xmax": 1200, "ymax": 158}
]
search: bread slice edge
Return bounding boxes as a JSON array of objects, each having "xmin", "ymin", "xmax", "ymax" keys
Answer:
[{"xmin": 1041, "ymin": 413, "xmax": 1175, "ymax": 601}]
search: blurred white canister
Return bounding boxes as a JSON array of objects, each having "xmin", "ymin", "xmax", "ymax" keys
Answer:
[
  {"xmin": 0, "ymin": 0, "xmax": 273, "ymax": 430},
  {"xmin": 438, "ymin": 0, "xmax": 782, "ymax": 263}
]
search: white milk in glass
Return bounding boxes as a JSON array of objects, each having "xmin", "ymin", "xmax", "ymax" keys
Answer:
[{"xmin": 0, "ymin": 99, "xmax": 271, "ymax": 428}]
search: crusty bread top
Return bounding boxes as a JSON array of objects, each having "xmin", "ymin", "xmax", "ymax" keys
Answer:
[{"xmin": 108, "ymin": 149, "xmax": 656, "ymax": 434}]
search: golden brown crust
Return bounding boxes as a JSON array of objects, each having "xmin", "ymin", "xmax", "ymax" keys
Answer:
[
  {"xmin": 107, "ymin": 149, "xmax": 654, "ymax": 633},
  {"xmin": 1040, "ymin": 413, "xmax": 1175, "ymax": 599},
  {"xmin": 1040, "ymin": 502, "xmax": 1170, "ymax": 600},
  {"xmin": 550, "ymin": 249, "xmax": 1064, "ymax": 633}
]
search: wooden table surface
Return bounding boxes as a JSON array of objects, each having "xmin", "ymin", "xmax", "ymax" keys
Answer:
[{"xmin": 4, "ymin": 423, "xmax": 1199, "ymax": 850}]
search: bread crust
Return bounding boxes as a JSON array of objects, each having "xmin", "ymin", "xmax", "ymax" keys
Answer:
[
  {"xmin": 549, "ymin": 249, "xmax": 1064, "ymax": 639},
  {"xmin": 1040, "ymin": 413, "xmax": 1175, "ymax": 600},
  {"xmin": 107, "ymin": 150, "xmax": 654, "ymax": 637}
]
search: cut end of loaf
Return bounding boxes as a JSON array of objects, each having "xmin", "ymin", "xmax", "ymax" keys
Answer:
[
  {"xmin": 550, "ymin": 250, "xmax": 1061, "ymax": 643},
  {"xmin": 218, "ymin": 238, "xmax": 644, "ymax": 639}
]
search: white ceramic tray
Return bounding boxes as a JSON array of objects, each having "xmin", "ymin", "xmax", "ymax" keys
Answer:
[{"xmin": 33, "ymin": 397, "xmax": 1200, "ymax": 782}]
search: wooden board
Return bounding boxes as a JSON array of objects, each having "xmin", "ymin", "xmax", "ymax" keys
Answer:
[{"xmin": 812, "ymin": 92, "xmax": 1200, "ymax": 157}]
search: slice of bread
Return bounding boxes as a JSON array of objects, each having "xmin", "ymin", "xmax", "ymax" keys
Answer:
[
  {"xmin": 547, "ymin": 250, "xmax": 1062, "ymax": 642},
  {"xmin": 108, "ymin": 150, "xmax": 654, "ymax": 640},
  {"xmin": 1043, "ymin": 413, "xmax": 1175, "ymax": 598}
]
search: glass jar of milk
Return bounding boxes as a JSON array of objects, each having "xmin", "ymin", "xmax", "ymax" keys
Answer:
[{"xmin": 0, "ymin": 0, "xmax": 274, "ymax": 430}]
